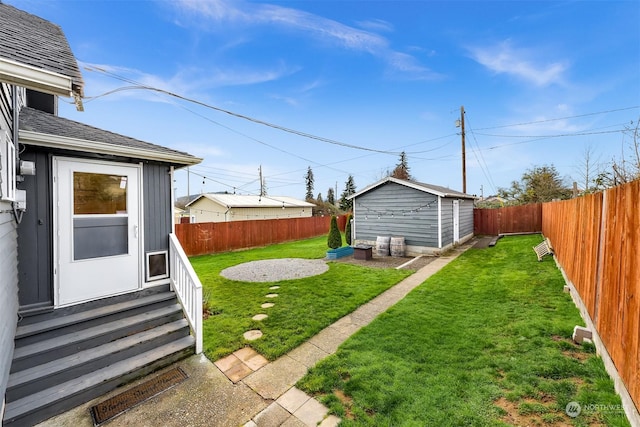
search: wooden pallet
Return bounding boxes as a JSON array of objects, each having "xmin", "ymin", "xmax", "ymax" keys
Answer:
[{"xmin": 533, "ymin": 238, "xmax": 553, "ymax": 261}]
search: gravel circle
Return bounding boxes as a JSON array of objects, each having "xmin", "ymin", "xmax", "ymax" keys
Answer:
[{"xmin": 220, "ymin": 258, "xmax": 329, "ymax": 282}]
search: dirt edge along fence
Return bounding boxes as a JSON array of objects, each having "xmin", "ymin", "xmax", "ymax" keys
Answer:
[
  {"xmin": 543, "ymin": 179, "xmax": 640, "ymax": 412},
  {"xmin": 473, "ymin": 203, "xmax": 542, "ymax": 235},
  {"xmin": 175, "ymin": 214, "xmax": 347, "ymax": 257}
]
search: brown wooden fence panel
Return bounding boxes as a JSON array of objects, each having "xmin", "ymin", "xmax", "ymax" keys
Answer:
[
  {"xmin": 542, "ymin": 180, "xmax": 640, "ymax": 411},
  {"xmin": 474, "ymin": 203, "xmax": 542, "ymax": 235},
  {"xmin": 175, "ymin": 215, "xmax": 345, "ymax": 256}
]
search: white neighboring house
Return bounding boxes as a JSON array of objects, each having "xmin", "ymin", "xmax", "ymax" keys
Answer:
[{"xmin": 186, "ymin": 194, "xmax": 315, "ymax": 223}]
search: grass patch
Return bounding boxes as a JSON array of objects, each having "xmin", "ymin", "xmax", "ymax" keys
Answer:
[
  {"xmin": 297, "ymin": 235, "xmax": 629, "ymax": 426},
  {"xmin": 190, "ymin": 236, "xmax": 412, "ymax": 360}
]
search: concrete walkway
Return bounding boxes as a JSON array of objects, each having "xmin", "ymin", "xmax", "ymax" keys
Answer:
[{"xmin": 38, "ymin": 243, "xmax": 472, "ymax": 427}]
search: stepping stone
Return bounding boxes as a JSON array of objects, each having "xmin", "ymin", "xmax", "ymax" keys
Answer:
[
  {"xmin": 269, "ymin": 285, "xmax": 280, "ymax": 290},
  {"xmin": 243, "ymin": 330, "xmax": 263, "ymax": 341},
  {"xmin": 252, "ymin": 314, "xmax": 268, "ymax": 321},
  {"xmin": 261, "ymin": 303, "xmax": 275, "ymax": 308},
  {"xmin": 265, "ymin": 294, "xmax": 278, "ymax": 298}
]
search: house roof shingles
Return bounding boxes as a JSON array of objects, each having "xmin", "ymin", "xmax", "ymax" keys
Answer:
[
  {"xmin": 348, "ymin": 177, "xmax": 476, "ymax": 200},
  {"xmin": 0, "ymin": 3, "xmax": 84, "ymax": 93},
  {"xmin": 19, "ymin": 106, "xmax": 201, "ymax": 166}
]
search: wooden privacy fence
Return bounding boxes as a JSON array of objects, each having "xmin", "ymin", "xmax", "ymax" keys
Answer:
[
  {"xmin": 543, "ymin": 180, "xmax": 640, "ymax": 410},
  {"xmin": 175, "ymin": 215, "xmax": 347, "ymax": 256},
  {"xmin": 473, "ymin": 203, "xmax": 542, "ymax": 235}
]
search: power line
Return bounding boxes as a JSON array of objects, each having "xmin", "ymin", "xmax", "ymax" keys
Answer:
[
  {"xmin": 83, "ymin": 66, "xmax": 404, "ymax": 155},
  {"xmin": 474, "ymin": 106, "xmax": 639, "ymax": 131}
]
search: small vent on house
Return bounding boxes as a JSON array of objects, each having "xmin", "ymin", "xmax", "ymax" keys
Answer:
[{"xmin": 146, "ymin": 250, "xmax": 168, "ymax": 282}]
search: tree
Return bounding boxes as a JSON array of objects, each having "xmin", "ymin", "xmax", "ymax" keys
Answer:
[
  {"xmin": 345, "ymin": 214, "xmax": 353, "ymax": 246},
  {"xmin": 304, "ymin": 166, "xmax": 314, "ymax": 201},
  {"xmin": 339, "ymin": 175, "xmax": 356, "ymax": 212},
  {"xmin": 316, "ymin": 193, "xmax": 323, "ymax": 204},
  {"xmin": 326, "ymin": 187, "xmax": 335, "ymax": 205},
  {"xmin": 498, "ymin": 165, "xmax": 571, "ymax": 205},
  {"xmin": 391, "ymin": 151, "xmax": 412, "ymax": 180},
  {"xmin": 575, "ymin": 144, "xmax": 603, "ymax": 194},
  {"xmin": 327, "ymin": 216, "xmax": 342, "ymax": 249}
]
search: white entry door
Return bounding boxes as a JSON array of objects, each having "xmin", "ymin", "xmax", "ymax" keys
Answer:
[
  {"xmin": 54, "ymin": 158, "xmax": 141, "ymax": 306},
  {"xmin": 452, "ymin": 200, "xmax": 460, "ymax": 243}
]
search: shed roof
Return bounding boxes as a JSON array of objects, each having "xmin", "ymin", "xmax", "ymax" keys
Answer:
[
  {"xmin": 0, "ymin": 3, "xmax": 83, "ymax": 97},
  {"xmin": 186, "ymin": 193, "xmax": 315, "ymax": 209},
  {"xmin": 19, "ymin": 107, "xmax": 201, "ymax": 166},
  {"xmin": 348, "ymin": 177, "xmax": 476, "ymax": 200}
]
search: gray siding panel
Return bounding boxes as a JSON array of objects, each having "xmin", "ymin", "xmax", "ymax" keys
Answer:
[
  {"xmin": 1, "ymin": 83, "xmax": 18, "ymax": 406},
  {"xmin": 17, "ymin": 150, "xmax": 53, "ymax": 310},
  {"xmin": 441, "ymin": 198, "xmax": 454, "ymax": 246},
  {"xmin": 143, "ymin": 163, "xmax": 171, "ymax": 253},
  {"xmin": 353, "ymin": 182, "xmax": 439, "ymax": 247},
  {"xmin": 460, "ymin": 200, "xmax": 474, "ymax": 237},
  {"xmin": 0, "ymin": 209, "xmax": 19, "ymax": 408}
]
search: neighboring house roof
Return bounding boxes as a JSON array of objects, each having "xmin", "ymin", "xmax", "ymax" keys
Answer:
[
  {"xmin": 348, "ymin": 177, "xmax": 476, "ymax": 200},
  {"xmin": 0, "ymin": 3, "xmax": 83, "ymax": 99},
  {"xmin": 186, "ymin": 193, "xmax": 315, "ymax": 209},
  {"xmin": 19, "ymin": 107, "xmax": 201, "ymax": 166}
]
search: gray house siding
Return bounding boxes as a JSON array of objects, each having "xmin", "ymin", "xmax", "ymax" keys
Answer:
[
  {"xmin": 0, "ymin": 83, "xmax": 18, "ymax": 415},
  {"xmin": 459, "ymin": 199, "xmax": 474, "ymax": 238},
  {"xmin": 16, "ymin": 149, "xmax": 53, "ymax": 311},
  {"xmin": 353, "ymin": 182, "xmax": 439, "ymax": 247},
  {"xmin": 441, "ymin": 197, "xmax": 454, "ymax": 247},
  {"xmin": 143, "ymin": 162, "xmax": 172, "ymax": 255}
]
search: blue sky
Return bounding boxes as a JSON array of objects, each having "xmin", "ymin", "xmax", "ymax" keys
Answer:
[{"xmin": 9, "ymin": 0, "xmax": 640, "ymax": 200}]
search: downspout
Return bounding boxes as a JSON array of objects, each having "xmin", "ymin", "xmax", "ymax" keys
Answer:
[
  {"xmin": 224, "ymin": 205, "xmax": 230, "ymax": 222},
  {"xmin": 11, "ymin": 85, "xmax": 23, "ymax": 224}
]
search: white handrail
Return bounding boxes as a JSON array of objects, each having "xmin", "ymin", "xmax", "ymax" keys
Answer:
[{"xmin": 169, "ymin": 233, "xmax": 203, "ymax": 354}]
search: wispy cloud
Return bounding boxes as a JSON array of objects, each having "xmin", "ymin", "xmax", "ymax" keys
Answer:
[
  {"xmin": 356, "ymin": 18, "xmax": 394, "ymax": 33},
  {"xmin": 80, "ymin": 60, "xmax": 297, "ymax": 102},
  {"xmin": 468, "ymin": 40, "xmax": 568, "ymax": 87},
  {"xmin": 173, "ymin": 0, "xmax": 439, "ymax": 80}
]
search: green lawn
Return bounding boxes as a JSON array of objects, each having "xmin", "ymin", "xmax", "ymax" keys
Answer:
[
  {"xmin": 297, "ymin": 235, "xmax": 629, "ymax": 427},
  {"xmin": 190, "ymin": 236, "xmax": 412, "ymax": 360}
]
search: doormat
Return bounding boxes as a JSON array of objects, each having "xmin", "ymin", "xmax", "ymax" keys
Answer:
[{"xmin": 90, "ymin": 367, "xmax": 188, "ymax": 426}]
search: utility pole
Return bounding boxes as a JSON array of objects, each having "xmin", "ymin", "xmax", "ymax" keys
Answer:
[
  {"xmin": 259, "ymin": 165, "xmax": 264, "ymax": 196},
  {"xmin": 455, "ymin": 105, "xmax": 466, "ymax": 194}
]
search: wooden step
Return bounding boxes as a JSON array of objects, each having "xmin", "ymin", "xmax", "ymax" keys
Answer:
[
  {"xmin": 15, "ymin": 291, "xmax": 177, "ymax": 345},
  {"xmin": 10, "ymin": 304, "xmax": 184, "ymax": 373},
  {"xmin": 3, "ymin": 336, "xmax": 195, "ymax": 426},
  {"xmin": 7, "ymin": 319, "xmax": 191, "ymax": 402}
]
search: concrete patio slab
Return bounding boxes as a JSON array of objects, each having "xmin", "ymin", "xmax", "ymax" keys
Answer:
[
  {"xmin": 308, "ymin": 327, "xmax": 347, "ymax": 354},
  {"xmin": 243, "ymin": 355, "xmax": 308, "ymax": 400},
  {"xmin": 276, "ymin": 387, "xmax": 311, "ymax": 413},
  {"xmin": 292, "ymin": 397, "xmax": 329, "ymax": 426},
  {"xmin": 252, "ymin": 402, "xmax": 291, "ymax": 427},
  {"xmin": 287, "ymin": 342, "xmax": 329, "ymax": 368}
]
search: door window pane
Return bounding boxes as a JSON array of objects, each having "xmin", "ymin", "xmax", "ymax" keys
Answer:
[{"xmin": 74, "ymin": 172, "xmax": 127, "ymax": 214}]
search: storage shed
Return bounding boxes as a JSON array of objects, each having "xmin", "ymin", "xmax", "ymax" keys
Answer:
[{"xmin": 348, "ymin": 177, "xmax": 475, "ymax": 255}]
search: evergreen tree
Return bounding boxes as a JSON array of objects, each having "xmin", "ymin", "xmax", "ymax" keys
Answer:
[
  {"xmin": 391, "ymin": 151, "xmax": 412, "ymax": 180},
  {"xmin": 339, "ymin": 175, "xmax": 356, "ymax": 212},
  {"xmin": 327, "ymin": 216, "xmax": 342, "ymax": 249},
  {"xmin": 498, "ymin": 164, "xmax": 571, "ymax": 205},
  {"xmin": 345, "ymin": 214, "xmax": 353, "ymax": 245},
  {"xmin": 316, "ymin": 193, "xmax": 323, "ymax": 204},
  {"xmin": 304, "ymin": 166, "xmax": 315, "ymax": 201},
  {"xmin": 327, "ymin": 187, "xmax": 335, "ymax": 205}
]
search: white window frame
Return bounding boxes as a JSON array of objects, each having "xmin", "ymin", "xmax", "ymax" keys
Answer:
[{"xmin": 0, "ymin": 129, "xmax": 16, "ymax": 201}]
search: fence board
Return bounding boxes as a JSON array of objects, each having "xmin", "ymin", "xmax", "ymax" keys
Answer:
[
  {"xmin": 474, "ymin": 203, "xmax": 542, "ymax": 235},
  {"xmin": 175, "ymin": 215, "xmax": 345, "ymax": 256},
  {"xmin": 542, "ymin": 180, "xmax": 640, "ymax": 412}
]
